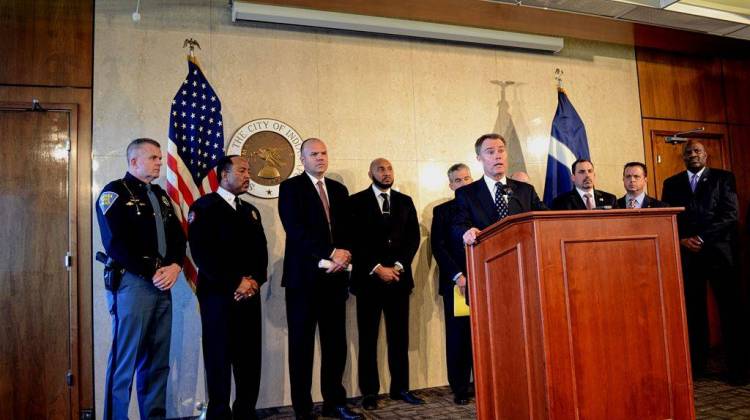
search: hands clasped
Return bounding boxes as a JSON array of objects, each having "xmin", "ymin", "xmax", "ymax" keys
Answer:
[{"xmin": 234, "ymin": 276, "xmax": 259, "ymax": 301}]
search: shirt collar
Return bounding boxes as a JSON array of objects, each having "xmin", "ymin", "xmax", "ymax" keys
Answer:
[
  {"xmin": 626, "ymin": 191, "xmax": 646, "ymax": 205},
  {"xmin": 306, "ymin": 171, "xmax": 325, "ymax": 186},
  {"xmin": 576, "ymin": 187, "xmax": 595, "ymax": 200},
  {"xmin": 372, "ymin": 184, "xmax": 390, "ymax": 198},
  {"xmin": 217, "ymin": 186, "xmax": 237, "ymax": 209},
  {"xmin": 483, "ymin": 174, "xmax": 507, "ymax": 194},
  {"xmin": 687, "ymin": 167, "xmax": 706, "ymax": 179}
]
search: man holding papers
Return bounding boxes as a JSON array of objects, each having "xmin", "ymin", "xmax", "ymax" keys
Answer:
[
  {"xmin": 278, "ymin": 138, "xmax": 361, "ymax": 420},
  {"xmin": 431, "ymin": 163, "xmax": 474, "ymax": 405}
]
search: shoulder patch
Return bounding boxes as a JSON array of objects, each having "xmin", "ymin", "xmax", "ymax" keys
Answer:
[
  {"xmin": 99, "ymin": 192, "xmax": 119, "ymax": 215},
  {"xmin": 188, "ymin": 210, "xmax": 196, "ymax": 224}
]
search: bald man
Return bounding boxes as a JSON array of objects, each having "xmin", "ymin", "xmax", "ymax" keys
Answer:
[{"xmin": 348, "ymin": 158, "xmax": 423, "ymax": 410}]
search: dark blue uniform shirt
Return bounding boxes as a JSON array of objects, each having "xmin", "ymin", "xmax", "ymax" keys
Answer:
[{"xmin": 96, "ymin": 172, "xmax": 186, "ymax": 278}]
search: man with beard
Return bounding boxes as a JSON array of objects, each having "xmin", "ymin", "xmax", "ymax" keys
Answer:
[
  {"xmin": 616, "ymin": 162, "xmax": 666, "ymax": 209},
  {"xmin": 278, "ymin": 138, "xmax": 361, "ymax": 420},
  {"xmin": 431, "ymin": 163, "xmax": 474, "ymax": 405},
  {"xmin": 188, "ymin": 155, "xmax": 268, "ymax": 419},
  {"xmin": 661, "ymin": 140, "xmax": 747, "ymax": 385},
  {"xmin": 453, "ymin": 133, "xmax": 547, "ymax": 247},
  {"xmin": 348, "ymin": 158, "xmax": 422, "ymax": 411},
  {"xmin": 551, "ymin": 159, "xmax": 616, "ymax": 210}
]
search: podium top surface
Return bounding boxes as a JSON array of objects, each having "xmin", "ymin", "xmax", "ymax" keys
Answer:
[{"xmin": 473, "ymin": 207, "xmax": 684, "ymax": 244}]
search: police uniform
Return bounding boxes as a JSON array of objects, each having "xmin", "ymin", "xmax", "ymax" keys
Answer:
[
  {"xmin": 188, "ymin": 188, "xmax": 268, "ymax": 420},
  {"xmin": 96, "ymin": 172, "xmax": 186, "ymax": 420}
]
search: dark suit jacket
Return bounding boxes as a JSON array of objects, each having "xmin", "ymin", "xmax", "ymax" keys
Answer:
[
  {"xmin": 278, "ymin": 173, "xmax": 350, "ymax": 290},
  {"xmin": 188, "ymin": 192, "xmax": 268, "ymax": 296},
  {"xmin": 451, "ymin": 178, "xmax": 547, "ymax": 246},
  {"xmin": 661, "ymin": 167, "xmax": 739, "ymax": 264},
  {"xmin": 616, "ymin": 194, "xmax": 668, "ymax": 209},
  {"xmin": 431, "ymin": 200, "xmax": 465, "ymax": 296},
  {"xmin": 348, "ymin": 187, "xmax": 420, "ymax": 295},
  {"xmin": 551, "ymin": 189, "xmax": 617, "ymax": 210}
]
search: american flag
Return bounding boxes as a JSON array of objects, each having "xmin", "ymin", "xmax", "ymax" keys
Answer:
[{"xmin": 166, "ymin": 58, "xmax": 225, "ymax": 289}]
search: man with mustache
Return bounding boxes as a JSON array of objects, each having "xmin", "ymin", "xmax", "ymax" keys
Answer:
[
  {"xmin": 348, "ymin": 158, "xmax": 422, "ymax": 410},
  {"xmin": 550, "ymin": 159, "xmax": 616, "ymax": 210},
  {"xmin": 661, "ymin": 140, "xmax": 747, "ymax": 385},
  {"xmin": 188, "ymin": 155, "xmax": 268, "ymax": 419},
  {"xmin": 453, "ymin": 133, "xmax": 547, "ymax": 247}
]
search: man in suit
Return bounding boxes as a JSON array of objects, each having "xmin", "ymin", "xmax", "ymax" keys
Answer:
[
  {"xmin": 454, "ymin": 133, "xmax": 547, "ymax": 247},
  {"xmin": 551, "ymin": 159, "xmax": 617, "ymax": 210},
  {"xmin": 661, "ymin": 140, "xmax": 747, "ymax": 385},
  {"xmin": 616, "ymin": 162, "xmax": 667, "ymax": 209},
  {"xmin": 188, "ymin": 155, "xmax": 268, "ymax": 420},
  {"xmin": 431, "ymin": 163, "xmax": 474, "ymax": 405},
  {"xmin": 348, "ymin": 158, "xmax": 422, "ymax": 410},
  {"xmin": 278, "ymin": 138, "xmax": 362, "ymax": 420}
]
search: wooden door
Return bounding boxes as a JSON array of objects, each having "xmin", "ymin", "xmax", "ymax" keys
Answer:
[
  {"xmin": 0, "ymin": 103, "xmax": 78, "ymax": 420},
  {"xmin": 642, "ymin": 119, "xmax": 730, "ymax": 199}
]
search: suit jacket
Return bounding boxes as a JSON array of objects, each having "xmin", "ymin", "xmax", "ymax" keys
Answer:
[
  {"xmin": 551, "ymin": 189, "xmax": 617, "ymax": 210},
  {"xmin": 278, "ymin": 173, "xmax": 350, "ymax": 289},
  {"xmin": 188, "ymin": 192, "xmax": 268, "ymax": 296},
  {"xmin": 661, "ymin": 167, "xmax": 739, "ymax": 263},
  {"xmin": 431, "ymin": 199, "xmax": 466, "ymax": 296},
  {"xmin": 451, "ymin": 178, "xmax": 547, "ymax": 244},
  {"xmin": 616, "ymin": 194, "xmax": 668, "ymax": 209},
  {"xmin": 348, "ymin": 187, "xmax": 420, "ymax": 295}
]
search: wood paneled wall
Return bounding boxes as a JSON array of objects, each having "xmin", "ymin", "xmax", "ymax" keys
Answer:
[
  {"xmin": 0, "ymin": 0, "xmax": 94, "ymax": 415},
  {"xmin": 637, "ymin": 49, "xmax": 750, "ymax": 291}
]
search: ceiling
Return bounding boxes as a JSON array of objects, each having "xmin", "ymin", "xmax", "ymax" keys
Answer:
[{"xmin": 485, "ymin": 0, "xmax": 750, "ymax": 40}]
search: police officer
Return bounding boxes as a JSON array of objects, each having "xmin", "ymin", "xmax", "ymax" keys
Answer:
[
  {"xmin": 96, "ymin": 138, "xmax": 186, "ymax": 420},
  {"xmin": 188, "ymin": 155, "xmax": 268, "ymax": 420}
]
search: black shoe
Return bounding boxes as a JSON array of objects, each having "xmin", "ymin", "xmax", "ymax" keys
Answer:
[
  {"xmin": 295, "ymin": 411, "xmax": 316, "ymax": 420},
  {"xmin": 321, "ymin": 405, "xmax": 363, "ymax": 420},
  {"xmin": 454, "ymin": 394, "xmax": 470, "ymax": 405},
  {"xmin": 390, "ymin": 390, "xmax": 425, "ymax": 405},
  {"xmin": 361, "ymin": 394, "xmax": 378, "ymax": 410}
]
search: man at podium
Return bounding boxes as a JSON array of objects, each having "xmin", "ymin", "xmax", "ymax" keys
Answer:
[{"xmin": 452, "ymin": 133, "xmax": 546, "ymax": 247}]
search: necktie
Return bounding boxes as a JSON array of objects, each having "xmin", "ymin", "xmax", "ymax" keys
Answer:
[
  {"xmin": 145, "ymin": 184, "xmax": 167, "ymax": 258},
  {"xmin": 494, "ymin": 182, "xmax": 509, "ymax": 220},
  {"xmin": 317, "ymin": 180, "xmax": 331, "ymax": 224},
  {"xmin": 234, "ymin": 196, "xmax": 242, "ymax": 211},
  {"xmin": 380, "ymin": 192, "xmax": 390, "ymax": 215},
  {"xmin": 628, "ymin": 198, "xmax": 637, "ymax": 209},
  {"xmin": 583, "ymin": 193, "xmax": 594, "ymax": 210},
  {"xmin": 690, "ymin": 173, "xmax": 699, "ymax": 192}
]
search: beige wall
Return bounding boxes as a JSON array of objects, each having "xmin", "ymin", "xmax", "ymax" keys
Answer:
[{"xmin": 93, "ymin": 1, "xmax": 644, "ymax": 417}]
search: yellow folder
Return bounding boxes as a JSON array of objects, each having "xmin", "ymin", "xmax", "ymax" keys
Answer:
[{"xmin": 453, "ymin": 285, "xmax": 470, "ymax": 317}]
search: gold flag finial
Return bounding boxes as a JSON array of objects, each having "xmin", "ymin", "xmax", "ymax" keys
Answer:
[
  {"xmin": 555, "ymin": 68, "xmax": 565, "ymax": 92},
  {"xmin": 183, "ymin": 38, "xmax": 201, "ymax": 62}
]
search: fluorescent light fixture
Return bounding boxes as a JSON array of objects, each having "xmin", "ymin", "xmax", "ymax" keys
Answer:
[
  {"xmin": 231, "ymin": 2, "xmax": 564, "ymax": 53},
  {"xmin": 666, "ymin": 2, "xmax": 750, "ymax": 25}
]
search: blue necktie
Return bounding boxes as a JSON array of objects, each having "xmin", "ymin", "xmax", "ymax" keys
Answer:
[
  {"xmin": 690, "ymin": 173, "xmax": 699, "ymax": 192},
  {"xmin": 494, "ymin": 182, "xmax": 509, "ymax": 221},
  {"xmin": 145, "ymin": 184, "xmax": 167, "ymax": 258}
]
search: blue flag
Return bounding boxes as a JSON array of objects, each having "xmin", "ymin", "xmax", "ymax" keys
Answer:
[{"xmin": 543, "ymin": 90, "xmax": 590, "ymax": 207}]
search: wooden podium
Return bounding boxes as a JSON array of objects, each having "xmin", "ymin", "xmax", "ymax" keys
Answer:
[{"xmin": 466, "ymin": 208, "xmax": 694, "ymax": 420}]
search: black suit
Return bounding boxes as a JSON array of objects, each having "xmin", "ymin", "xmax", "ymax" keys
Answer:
[
  {"xmin": 662, "ymin": 168, "xmax": 746, "ymax": 378},
  {"xmin": 431, "ymin": 199, "xmax": 473, "ymax": 398},
  {"xmin": 278, "ymin": 173, "xmax": 350, "ymax": 414},
  {"xmin": 452, "ymin": 177, "xmax": 547, "ymax": 246},
  {"xmin": 551, "ymin": 189, "xmax": 617, "ymax": 210},
  {"xmin": 188, "ymin": 192, "xmax": 268, "ymax": 420},
  {"xmin": 615, "ymin": 194, "xmax": 668, "ymax": 209},
  {"xmin": 348, "ymin": 187, "xmax": 420, "ymax": 396}
]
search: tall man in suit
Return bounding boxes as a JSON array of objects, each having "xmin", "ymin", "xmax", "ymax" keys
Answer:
[
  {"xmin": 348, "ymin": 158, "xmax": 422, "ymax": 410},
  {"xmin": 616, "ymin": 162, "xmax": 667, "ymax": 209},
  {"xmin": 454, "ymin": 133, "xmax": 547, "ymax": 247},
  {"xmin": 551, "ymin": 159, "xmax": 617, "ymax": 210},
  {"xmin": 278, "ymin": 138, "xmax": 362, "ymax": 420},
  {"xmin": 661, "ymin": 140, "xmax": 747, "ymax": 384},
  {"xmin": 188, "ymin": 156, "xmax": 268, "ymax": 420},
  {"xmin": 431, "ymin": 163, "xmax": 474, "ymax": 405}
]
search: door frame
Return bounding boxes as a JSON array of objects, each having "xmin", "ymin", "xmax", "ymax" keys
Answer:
[
  {"xmin": 641, "ymin": 119, "xmax": 731, "ymax": 198},
  {"xmin": 1, "ymin": 101, "xmax": 82, "ymax": 419}
]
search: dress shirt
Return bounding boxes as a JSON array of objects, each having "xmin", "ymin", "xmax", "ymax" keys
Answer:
[
  {"xmin": 217, "ymin": 186, "xmax": 238, "ymax": 210},
  {"xmin": 625, "ymin": 191, "xmax": 646, "ymax": 208},
  {"xmin": 483, "ymin": 174, "xmax": 509, "ymax": 204}
]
